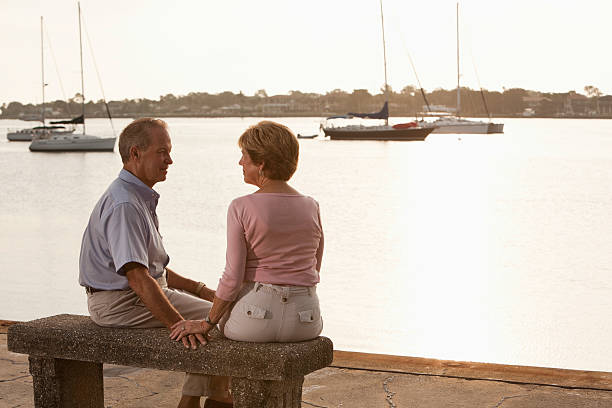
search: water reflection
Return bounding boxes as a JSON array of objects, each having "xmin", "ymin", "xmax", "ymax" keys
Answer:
[{"xmin": 1, "ymin": 117, "xmax": 611, "ymax": 371}]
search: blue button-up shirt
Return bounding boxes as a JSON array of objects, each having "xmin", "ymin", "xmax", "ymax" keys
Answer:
[{"xmin": 79, "ymin": 169, "xmax": 169, "ymax": 290}]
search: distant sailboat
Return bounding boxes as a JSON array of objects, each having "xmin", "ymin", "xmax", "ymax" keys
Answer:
[
  {"xmin": 424, "ymin": 3, "xmax": 504, "ymax": 134},
  {"xmin": 7, "ymin": 17, "xmax": 75, "ymax": 142},
  {"xmin": 321, "ymin": 0, "xmax": 435, "ymax": 141},
  {"xmin": 30, "ymin": 3, "xmax": 116, "ymax": 152}
]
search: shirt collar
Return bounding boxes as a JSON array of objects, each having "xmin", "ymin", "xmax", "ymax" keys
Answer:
[{"xmin": 118, "ymin": 168, "xmax": 160, "ymax": 205}]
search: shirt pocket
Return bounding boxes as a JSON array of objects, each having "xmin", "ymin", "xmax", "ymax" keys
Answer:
[{"xmin": 244, "ymin": 303, "xmax": 267, "ymax": 319}]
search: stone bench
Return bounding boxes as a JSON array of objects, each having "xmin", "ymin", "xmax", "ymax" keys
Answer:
[{"xmin": 7, "ymin": 314, "xmax": 333, "ymax": 408}]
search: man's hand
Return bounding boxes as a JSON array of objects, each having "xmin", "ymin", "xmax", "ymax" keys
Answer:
[{"xmin": 124, "ymin": 264, "xmax": 203, "ymax": 349}]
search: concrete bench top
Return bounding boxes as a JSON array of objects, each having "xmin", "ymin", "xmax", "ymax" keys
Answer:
[{"xmin": 8, "ymin": 314, "xmax": 333, "ymax": 381}]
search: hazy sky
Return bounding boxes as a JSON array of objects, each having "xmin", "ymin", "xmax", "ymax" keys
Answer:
[{"xmin": 2, "ymin": 0, "xmax": 610, "ymax": 104}]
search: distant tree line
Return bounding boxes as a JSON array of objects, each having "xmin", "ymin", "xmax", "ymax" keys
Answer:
[{"xmin": 1, "ymin": 85, "xmax": 610, "ymax": 119}]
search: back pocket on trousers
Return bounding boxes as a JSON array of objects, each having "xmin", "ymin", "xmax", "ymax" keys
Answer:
[
  {"xmin": 298, "ymin": 309, "xmax": 316, "ymax": 323},
  {"xmin": 244, "ymin": 303, "xmax": 267, "ymax": 319}
]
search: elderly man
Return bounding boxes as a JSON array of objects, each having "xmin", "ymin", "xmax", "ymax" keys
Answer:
[{"xmin": 79, "ymin": 118, "xmax": 232, "ymax": 408}]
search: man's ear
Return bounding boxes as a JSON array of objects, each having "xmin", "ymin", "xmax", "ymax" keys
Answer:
[{"xmin": 129, "ymin": 145, "xmax": 139, "ymax": 161}]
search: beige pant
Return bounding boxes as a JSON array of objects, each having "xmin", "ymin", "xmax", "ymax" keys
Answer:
[
  {"xmin": 222, "ymin": 281, "xmax": 323, "ymax": 342},
  {"xmin": 86, "ymin": 275, "xmax": 214, "ymax": 396},
  {"xmin": 184, "ymin": 282, "xmax": 323, "ymax": 396}
]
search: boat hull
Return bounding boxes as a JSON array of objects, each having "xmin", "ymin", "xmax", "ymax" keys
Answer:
[
  {"xmin": 323, "ymin": 127, "xmax": 433, "ymax": 141},
  {"xmin": 431, "ymin": 122, "xmax": 504, "ymax": 134},
  {"xmin": 29, "ymin": 137, "xmax": 116, "ymax": 152},
  {"xmin": 7, "ymin": 132, "xmax": 34, "ymax": 141},
  {"xmin": 7, "ymin": 129, "xmax": 75, "ymax": 142}
]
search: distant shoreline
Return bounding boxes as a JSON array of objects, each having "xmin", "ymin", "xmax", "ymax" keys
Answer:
[{"xmin": 2, "ymin": 113, "xmax": 612, "ymax": 120}]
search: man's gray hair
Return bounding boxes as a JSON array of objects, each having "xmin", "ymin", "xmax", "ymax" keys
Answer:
[{"xmin": 118, "ymin": 118, "xmax": 168, "ymax": 164}]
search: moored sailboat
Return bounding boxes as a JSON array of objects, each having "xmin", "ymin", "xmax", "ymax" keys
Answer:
[
  {"xmin": 7, "ymin": 17, "xmax": 76, "ymax": 142},
  {"xmin": 321, "ymin": 0, "xmax": 434, "ymax": 141},
  {"xmin": 7, "ymin": 126, "xmax": 74, "ymax": 142},
  {"xmin": 30, "ymin": 3, "xmax": 115, "ymax": 152},
  {"xmin": 421, "ymin": 3, "xmax": 503, "ymax": 134},
  {"xmin": 322, "ymin": 102, "xmax": 433, "ymax": 141}
]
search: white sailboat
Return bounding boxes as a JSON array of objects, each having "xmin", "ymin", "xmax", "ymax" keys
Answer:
[
  {"xmin": 425, "ymin": 3, "xmax": 503, "ymax": 134},
  {"xmin": 7, "ymin": 17, "xmax": 75, "ymax": 142},
  {"xmin": 30, "ymin": 3, "xmax": 115, "ymax": 152}
]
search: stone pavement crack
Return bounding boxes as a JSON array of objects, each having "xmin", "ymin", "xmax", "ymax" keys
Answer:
[
  {"xmin": 383, "ymin": 376, "xmax": 397, "ymax": 407},
  {"xmin": 116, "ymin": 375, "xmax": 159, "ymax": 399},
  {"xmin": 492, "ymin": 394, "xmax": 528, "ymax": 407},
  {"xmin": 301, "ymin": 401, "xmax": 330, "ymax": 408},
  {"xmin": 0, "ymin": 375, "xmax": 30, "ymax": 383},
  {"xmin": 0, "ymin": 357, "xmax": 27, "ymax": 366}
]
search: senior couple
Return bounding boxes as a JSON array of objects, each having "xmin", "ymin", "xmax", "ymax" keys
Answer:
[{"xmin": 78, "ymin": 118, "xmax": 324, "ymax": 408}]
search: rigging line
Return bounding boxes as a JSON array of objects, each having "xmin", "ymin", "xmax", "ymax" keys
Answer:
[
  {"xmin": 379, "ymin": 0, "xmax": 390, "ymax": 126},
  {"xmin": 43, "ymin": 25, "xmax": 73, "ymax": 117},
  {"xmin": 471, "ymin": 54, "xmax": 491, "ymax": 120},
  {"xmin": 399, "ymin": 36, "xmax": 431, "ymax": 114},
  {"xmin": 80, "ymin": 12, "xmax": 116, "ymax": 136},
  {"xmin": 397, "ymin": 26, "xmax": 431, "ymax": 117}
]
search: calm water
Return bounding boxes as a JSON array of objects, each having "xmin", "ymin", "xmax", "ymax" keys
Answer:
[{"xmin": 1, "ymin": 117, "xmax": 611, "ymax": 372}]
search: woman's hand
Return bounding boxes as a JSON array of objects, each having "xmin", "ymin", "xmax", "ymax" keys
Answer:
[
  {"xmin": 198, "ymin": 286, "xmax": 216, "ymax": 302},
  {"xmin": 170, "ymin": 320, "xmax": 210, "ymax": 347}
]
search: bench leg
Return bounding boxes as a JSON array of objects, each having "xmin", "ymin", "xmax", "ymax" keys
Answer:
[
  {"xmin": 231, "ymin": 377, "xmax": 304, "ymax": 408},
  {"xmin": 29, "ymin": 356, "xmax": 104, "ymax": 408}
]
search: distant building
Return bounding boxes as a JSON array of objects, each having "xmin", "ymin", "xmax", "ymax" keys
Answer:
[
  {"xmin": 564, "ymin": 92, "xmax": 589, "ymax": 115},
  {"xmin": 261, "ymin": 103, "xmax": 289, "ymax": 113},
  {"xmin": 564, "ymin": 92, "xmax": 612, "ymax": 116},
  {"xmin": 422, "ymin": 104, "xmax": 455, "ymax": 113},
  {"xmin": 598, "ymin": 96, "xmax": 612, "ymax": 115},
  {"xmin": 522, "ymin": 92, "xmax": 551, "ymax": 112},
  {"xmin": 523, "ymin": 108, "xmax": 535, "ymax": 117},
  {"xmin": 210, "ymin": 104, "xmax": 247, "ymax": 115}
]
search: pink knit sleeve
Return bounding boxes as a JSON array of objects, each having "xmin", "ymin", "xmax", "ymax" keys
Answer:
[
  {"xmin": 315, "ymin": 201, "xmax": 324, "ymax": 272},
  {"xmin": 215, "ymin": 200, "xmax": 247, "ymax": 301}
]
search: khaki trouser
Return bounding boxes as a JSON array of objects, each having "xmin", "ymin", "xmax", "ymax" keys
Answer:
[
  {"xmin": 183, "ymin": 281, "xmax": 323, "ymax": 396},
  {"xmin": 222, "ymin": 281, "xmax": 323, "ymax": 342},
  {"xmin": 86, "ymin": 275, "xmax": 216, "ymax": 396}
]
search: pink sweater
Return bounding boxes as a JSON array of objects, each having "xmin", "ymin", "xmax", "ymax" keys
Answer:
[{"xmin": 215, "ymin": 193, "xmax": 324, "ymax": 301}]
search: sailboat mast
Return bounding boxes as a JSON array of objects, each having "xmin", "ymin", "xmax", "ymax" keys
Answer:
[
  {"xmin": 41, "ymin": 16, "xmax": 45, "ymax": 126},
  {"xmin": 379, "ymin": 0, "xmax": 389, "ymax": 126},
  {"xmin": 78, "ymin": 2, "xmax": 85, "ymax": 135},
  {"xmin": 456, "ymin": 2, "xmax": 461, "ymax": 118}
]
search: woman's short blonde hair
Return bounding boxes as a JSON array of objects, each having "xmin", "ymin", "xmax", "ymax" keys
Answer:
[
  {"xmin": 118, "ymin": 118, "xmax": 168, "ymax": 164},
  {"xmin": 238, "ymin": 121, "xmax": 299, "ymax": 181}
]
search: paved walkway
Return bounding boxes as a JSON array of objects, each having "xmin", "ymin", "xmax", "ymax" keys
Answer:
[{"xmin": 2, "ymin": 326, "xmax": 611, "ymax": 407}]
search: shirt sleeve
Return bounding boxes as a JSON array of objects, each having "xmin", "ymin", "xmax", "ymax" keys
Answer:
[
  {"xmin": 104, "ymin": 202, "xmax": 149, "ymax": 275},
  {"xmin": 315, "ymin": 200, "xmax": 324, "ymax": 273},
  {"xmin": 216, "ymin": 200, "xmax": 248, "ymax": 301}
]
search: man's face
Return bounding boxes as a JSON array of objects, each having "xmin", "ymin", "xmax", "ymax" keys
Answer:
[{"xmin": 135, "ymin": 126, "xmax": 173, "ymax": 188}]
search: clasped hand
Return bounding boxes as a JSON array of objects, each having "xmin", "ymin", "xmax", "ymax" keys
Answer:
[{"xmin": 170, "ymin": 319, "xmax": 209, "ymax": 349}]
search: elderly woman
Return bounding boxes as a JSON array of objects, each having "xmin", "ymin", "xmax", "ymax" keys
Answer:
[{"xmin": 171, "ymin": 121, "xmax": 324, "ymax": 407}]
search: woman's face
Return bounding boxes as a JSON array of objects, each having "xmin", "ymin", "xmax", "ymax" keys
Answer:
[{"xmin": 239, "ymin": 149, "xmax": 261, "ymax": 186}]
